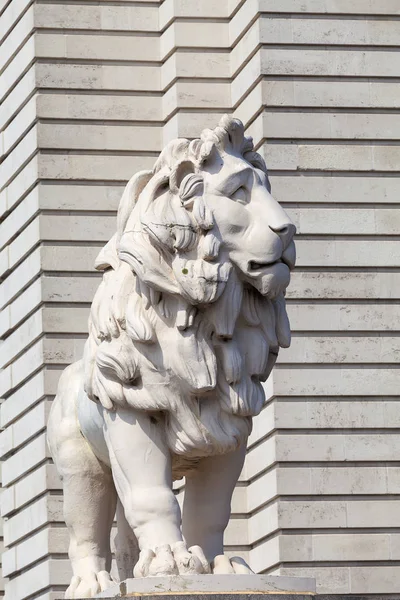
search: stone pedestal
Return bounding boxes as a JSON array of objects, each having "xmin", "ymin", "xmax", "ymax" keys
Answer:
[{"xmin": 95, "ymin": 574, "xmax": 316, "ymax": 598}]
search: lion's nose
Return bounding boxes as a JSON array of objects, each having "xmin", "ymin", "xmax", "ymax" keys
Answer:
[{"xmin": 269, "ymin": 222, "xmax": 296, "ymax": 250}]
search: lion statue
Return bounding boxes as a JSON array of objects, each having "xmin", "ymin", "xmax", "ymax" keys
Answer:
[{"xmin": 47, "ymin": 115, "xmax": 296, "ymax": 598}]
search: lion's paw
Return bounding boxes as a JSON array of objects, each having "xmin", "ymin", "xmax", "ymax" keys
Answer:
[
  {"xmin": 134, "ymin": 542, "xmax": 211, "ymax": 577},
  {"xmin": 212, "ymin": 555, "xmax": 254, "ymax": 574},
  {"xmin": 65, "ymin": 570, "xmax": 114, "ymax": 598}
]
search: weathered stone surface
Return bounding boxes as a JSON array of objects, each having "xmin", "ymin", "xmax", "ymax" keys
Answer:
[{"xmin": 97, "ymin": 575, "xmax": 316, "ymax": 597}]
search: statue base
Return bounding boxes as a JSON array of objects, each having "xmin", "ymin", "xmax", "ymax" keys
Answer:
[{"xmin": 95, "ymin": 574, "xmax": 316, "ymax": 598}]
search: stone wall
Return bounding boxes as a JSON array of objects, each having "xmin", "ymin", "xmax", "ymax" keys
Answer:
[{"xmin": 0, "ymin": 0, "xmax": 399, "ymax": 598}]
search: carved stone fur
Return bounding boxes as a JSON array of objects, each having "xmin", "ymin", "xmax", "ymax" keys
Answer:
[{"xmin": 83, "ymin": 115, "xmax": 294, "ymax": 476}]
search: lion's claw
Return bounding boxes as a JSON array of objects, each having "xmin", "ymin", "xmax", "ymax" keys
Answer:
[
  {"xmin": 65, "ymin": 570, "xmax": 114, "ymax": 598},
  {"xmin": 212, "ymin": 555, "xmax": 254, "ymax": 574},
  {"xmin": 134, "ymin": 542, "xmax": 210, "ymax": 577}
]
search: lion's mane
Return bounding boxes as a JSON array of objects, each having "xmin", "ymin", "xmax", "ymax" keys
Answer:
[{"xmin": 82, "ymin": 116, "xmax": 291, "ymax": 476}]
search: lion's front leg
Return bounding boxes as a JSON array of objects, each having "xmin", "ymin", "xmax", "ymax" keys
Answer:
[
  {"xmin": 103, "ymin": 408, "xmax": 209, "ymax": 577},
  {"xmin": 182, "ymin": 444, "xmax": 253, "ymax": 574}
]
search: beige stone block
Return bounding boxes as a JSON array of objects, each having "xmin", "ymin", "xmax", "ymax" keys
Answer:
[
  {"xmin": 164, "ymin": 21, "xmax": 229, "ymax": 52},
  {"xmin": 230, "ymin": 18, "xmax": 261, "ymax": 75},
  {"xmin": 41, "ymin": 244, "xmax": 99, "ymax": 273},
  {"xmin": 280, "ymin": 534, "xmax": 313, "ymax": 562},
  {"xmin": 4, "ymin": 495, "xmax": 63, "ymax": 546},
  {"xmin": 0, "ymin": 37, "xmax": 35, "ymax": 104},
  {"xmin": 43, "ymin": 337, "xmax": 86, "ymax": 365},
  {"xmin": 42, "ymin": 307, "xmax": 89, "ymax": 334},
  {"xmin": 39, "ymin": 214, "xmax": 115, "ymax": 242},
  {"xmin": 0, "ymin": 187, "xmax": 39, "ymax": 250},
  {"xmin": 37, "ymin": 93, "xmax": 161, "ymax": 122},
  {"xmin": 0, "ymin": 278, "xmax": 42, "ymax": 338},
  {"xmin": 0, "ymin": 247, "xmax": 40, "ymax": 309},
  {"xmin": 162, "ymin": 51, "xmax": 230, "ymax": 87},
  {"xmin": 6, "ymin": 340, "xmax": 45, "ymax": 395},
  {"xmin": 36, "ymin": 32, "xmax": 160, "ymax": 62},
  {"xmin": 308, "ymin": 400, "xmax": 386, "ymax": 428},
  {"xmin": 0, "ymin": 400, "xmax": 50, "ymax": 458},
  {"xmin": 279, "ymin": 566, "xmax": 350, "ymax": 595},
  {"xmin": 297, "ymin": 144, "xmax": 373, "ymax": 171},
  {"xmin": 246, "ymin": 470, "xmax": 278, "ymax": 512},
  {"xmin": 310, "ymin": 466, "xmax": 388, "ymax": 496},
  {"xmin": 278, "ymin": 500, "xmax": 347, "ymax": 529},
  {"xmin": 168, "ymin": 81, "xmax": 230, "ymax": 110},
  {"xmin": 224, "ymin": 518, "xmax": 248, "ymax": 546},
  {"xmin": 4, "ymin": 527, "xmax": 69, "ymax": 577},
  {"xmin": 296, "ymin": 239, "xmax": 400, "ymax": 267},
  {"xmin": 0, "ymin": 67, "xmax": 35, "ymax": 133},
  {"xmin": 231, "ymin": 51, "xmax": 262, "ymax": 105},
  {"xmin": 276, "ymin": 433, "xmax": 345, "ymax": 462},
  {"xmin": 233, "ymin": 82, "xmax": 264, "ymax": 126},
  {"xmin": 2, "ymin": 156, "xmax": 38, "ymax": 217},
  {"xmin": 42, "ymin": 275, "xmax": 99, "ymax": 303},
  {"xmin": 38, "ymin": 153, "xmax": 154, "ymax": 182},
  {"xmin": 271, "ymin": 174, "xmax": 400, "ymax": 204},
  {"xmin": 373, "ymin": 145, "xmax": 400, "ymax": 171},
  {"xmin": 287, "ymin": 272, "xmax": 400, "ymax": 301},
  {"xmin": 37, "ymin": 123, "xmax": 161, "ymax": 153},
  {"xmin": 38, "ymin": 183, "xmax": 122, "ymax": 211},
  {"xmin": 350, "ymin": 566, "xmax": 400, "ymax": 594},
  {"xmin": 261, "ymin": 48, "xmax": 400, "ymax": 77},
  {"xmin": 0, "ymin": 127, "xmax": 37, "ymax": 191},
  {"xmin": 347, "ymin": 500, "xmax": 400, "ymax": 528},
  {"xmin": 229, "ymin": 0, "xmax": 257, "ymax": 45},
  {"xmin": 248, "ymin": 404, "xmax": 274, "ymax": 447},
  {"xmin": 258, "ymin": 0, "xmax": 400, "ymax": 14},
  {"xmin": 387, "ymin": 534, "xmax": 400, "ymax": 559},
  {"xmin": 0, "ymin": 309, "xmax": 42, "ymax": 369},
  {"xmin": 249, "ymin": 536, "xmax": 280, "ymax": 574},
  {"xmin": 314, "ymin": 533, "xmax": 390, "ymax": 561},
  {"xmin": 345, "ymin": 434, "xmax": 400, "ymax": 462},
  {"xmin": 245, "ymin": 437, "xmax": 275, "ymax": 480},
  {"xmin": 283, "ymin": 336, "xmax": 400, "ymax": 364},
  {"xmin": 288, "ymin": 207, "xmax": 400, "ymax": 235},
  {"xmin": 289, "ymin": 303, "xmax": 400, "ymax": 331},
  {"xmin": 0, "ymin": 0, "xmax": 32, "ymax": 43},
  {"xmin": 257, "ymin": 111, "xmax": 400, "ymax": 143},
  {"xmin": 248, "ymin": 504, "xmax": 279, "ymax": 543},
  {"xmin": 2, "ymin": 432, "xmax": 49, "ymax": 486},
  {"xmin": 1, "ymin": 464, "xmax": 60, "ymax": 518},
  {"xmin": 273, "ymin": 367, "xmax": 397, "ymax": 396},
  {"xmin": 36, "ymin": 63, "xmax": 160, "ymax": 92},
  {"xmin": 266, "ymin": 17, "xmax": 370, "ymax": 45},
  {"xmin": 34, "ymin": 4, "xmax": 158, "ymax": 31},
  {"xmin": 4, "ymin": 218, "xmax": 40, "ymax": 275},
  {"xmin": 1, "ymin": 95, "xmax": 36, "ymax": 159},
  {"xmin": 160, "ymin": 0, "xmax": 231, "ymax": 24},
  {"xmin": 4, "ymin": 558, "xmax": 72, "ymax": 600},
  {"xmin": 261, "ymin": 143, "xmax": 300, "ymax": 171},
  {"xmin": 0, "ymin": 371, "xmax": 45, "ymax": 428}
]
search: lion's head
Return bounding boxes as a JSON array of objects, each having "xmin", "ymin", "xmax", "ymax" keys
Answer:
[{"xmin": 83, "ymin": 116, "xmax": 295, "ymax": 472}]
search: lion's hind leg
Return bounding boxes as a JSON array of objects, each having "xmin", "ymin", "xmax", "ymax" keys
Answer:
[{"xmin": 48, "ymin": 362, "xmax": 117, "ymax": 598}]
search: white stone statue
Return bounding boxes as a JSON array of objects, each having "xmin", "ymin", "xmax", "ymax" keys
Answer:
[{"xmin": 47, "ymin": 115, "xmax": 296, "ymax": 598}]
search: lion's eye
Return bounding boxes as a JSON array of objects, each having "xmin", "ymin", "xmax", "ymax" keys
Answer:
[{"xmin": 230, "ymin": 186, "xmax": 248, "ymax": 205}]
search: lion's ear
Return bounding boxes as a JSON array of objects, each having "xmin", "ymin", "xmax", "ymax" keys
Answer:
[
  {"xmin": 170, "ymin": 160, "xmax": 204, "ymax": 206},
  {"xmin": 179, "ymin": 173, "xmax": 204, "ymax": 207}
]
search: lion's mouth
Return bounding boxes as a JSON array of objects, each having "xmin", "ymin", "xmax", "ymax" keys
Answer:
[
  {"xmin": 249, "ymin": 241, "xmax": 295, "ymax": 273},
  {"xmin": 249, "ymin": 259, "xmax": 282, "ymax": 271}
]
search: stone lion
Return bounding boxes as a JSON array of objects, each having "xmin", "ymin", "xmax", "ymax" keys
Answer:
[{"xmin": 47, "ymin": 115, "xmax": 296, "ymax": 598}]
